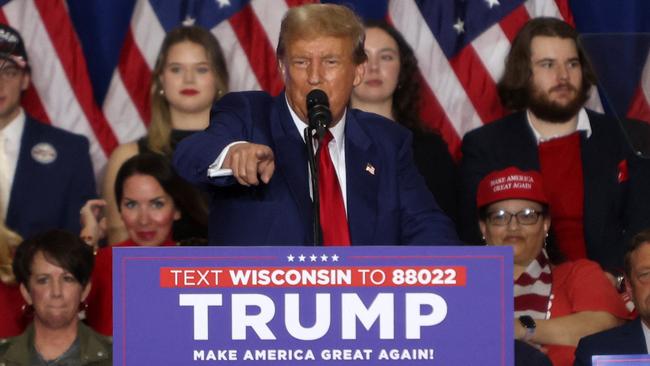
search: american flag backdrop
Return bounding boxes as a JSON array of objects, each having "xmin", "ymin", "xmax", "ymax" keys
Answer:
[{"xmin": 1, "ymin": 0, "xmax": 649, "ymax": 181}]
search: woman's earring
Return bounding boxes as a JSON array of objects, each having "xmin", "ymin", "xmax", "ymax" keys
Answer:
[
  {"xmin": 159, "ymin": 89, "xmax": 165, "ymax": 96},
  {"xmin": 544, "ymin": 232, "xmax": 549, "ymax": 248},
  {"xmin": 21, "ymin": 304, "xmax": 34, "ymax": 317}
]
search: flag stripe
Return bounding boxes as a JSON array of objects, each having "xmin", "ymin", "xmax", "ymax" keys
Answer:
[
  {"xmin": 449, "ymin": 46, "xmax": 507, "ymax": 124},
  {"xmin": 499, "ymin": 5, "xmax": 531, "ymax": 42},
  {"xmin": 32, "ymin": 0, "xmax": 117, "ymax": 156},
  {"xmin": 212, "ymin": 21, "xmax": 261, "ymax": 92},
  {"xmin": 229, "ymin": 4, "xmax": 284, "ymax": 96},
  {"xmin": 116, "ymin": 29, "xmax": 152, "ymax": 126}
]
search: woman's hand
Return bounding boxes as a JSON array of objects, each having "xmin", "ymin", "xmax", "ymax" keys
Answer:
[{"xmin": 80, "ymin": 199, "xmax": 108, "ymax": 251}]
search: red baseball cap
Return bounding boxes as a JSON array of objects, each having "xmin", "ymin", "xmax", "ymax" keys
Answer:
[{"xmin": 476, "ymin": 167, "xmax": 548, "ymax": 209}]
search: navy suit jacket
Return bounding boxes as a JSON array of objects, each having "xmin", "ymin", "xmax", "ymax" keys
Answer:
[
  {"xmin": 6, "ymin": 116, "xmax": 96, "ymax": 238},
  {"xmin": 459, "ymin": 110, "xmax": 650, "ymax": 268},
  {"xmin": 574, "ymin": 318, "xmax": 648, "ymax": 365},
  {"xmin": 174, "ymin": 91, "xmax": 458, "ymax": 245}
]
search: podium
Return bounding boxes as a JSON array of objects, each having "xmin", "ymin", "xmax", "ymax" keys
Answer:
[{"xmin": 113, "ymin": 245, "xmax": 513, "ymax": 365}]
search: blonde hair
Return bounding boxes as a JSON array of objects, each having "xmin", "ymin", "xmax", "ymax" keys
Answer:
[
  {"xmin": 148, "ymin": 25, "xmax": 229, "ymax": 155},
  {"xmin": 0, "ymin": 211, "xmax": 21, "ymax": 285},
  {"xmin": 277, "ymin": 3, "xmax": 367, "ymax": 65}
]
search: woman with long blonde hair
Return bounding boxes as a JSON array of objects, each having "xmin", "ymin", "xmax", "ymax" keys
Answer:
[{"xmin": 101, "ymin": 25, "xmax": 228, "ymax": 245}]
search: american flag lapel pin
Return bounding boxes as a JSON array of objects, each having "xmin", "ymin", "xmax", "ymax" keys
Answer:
[{"xmin": 365, "ymin": 163, "xmax": 375, "ymax": 175}]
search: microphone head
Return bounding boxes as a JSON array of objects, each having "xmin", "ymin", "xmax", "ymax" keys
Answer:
[
  {"xmin": 306, "ymin": 89, "xmax": 329, "ymax": 110},
  {"xmin": 306, "ymin": 89, "xmax": 332, "ymax": 132}
]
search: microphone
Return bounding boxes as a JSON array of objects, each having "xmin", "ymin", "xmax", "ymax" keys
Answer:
[{"xmin": 306, "ymin": 89, "xmax": 332, "ymax": 141}]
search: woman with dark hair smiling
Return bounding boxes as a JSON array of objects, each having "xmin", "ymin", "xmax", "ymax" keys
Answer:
[
  {"xmin": 350, "ymin": 20, "xmax": 458, "ymax": 223},
  {"xmin": 81, "ymin": 153, "xmax": 205, "ymax": 336},
  {"xmin": 0, "ymin": 230, "xmax": 111, "ymax": 365}
]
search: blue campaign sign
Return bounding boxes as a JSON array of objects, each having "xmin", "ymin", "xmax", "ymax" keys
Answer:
[
  {"xmin": 593, "ymin": 355, "xmax": 650, "ymax": 365},
  {"xmin": 113, "ymin": 246, "xmax": 513, "ymax": 365}
]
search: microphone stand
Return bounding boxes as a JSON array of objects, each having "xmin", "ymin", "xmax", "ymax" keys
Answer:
[{"xmin": 304, "ymin": 126, "xmax": 322, "ymax": 245}]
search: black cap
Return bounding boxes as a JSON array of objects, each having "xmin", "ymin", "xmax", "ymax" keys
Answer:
[{"xmin": 0, "ymin": 23, "xmax": 29, "ymax": 69}]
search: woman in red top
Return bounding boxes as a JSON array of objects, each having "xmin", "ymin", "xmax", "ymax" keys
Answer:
[
  {"xmin": 476, "ymin": 167, "xmax": 632, "ymax": 366},
  {"xmin": 81, "ymin": 153, "xmax": 205, "ymax": 335},
  {"xmin": 0, "ymin": 213, "xmax": 26, "ymax": 338}
]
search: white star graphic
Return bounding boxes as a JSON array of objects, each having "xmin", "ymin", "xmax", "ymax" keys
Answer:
[
  {"xmin": 331, "ymin": 254, "xmax": 339, "ymax": 262},
  {"xmin": 320, "ymin": 254, "xmax": 328, "ymax": 262},
  {"xmin": 453, "ymin": 18, "xmax": 465, "ymax": 34},
  {"xmin": 298, "ymin": 255, "xmax": 306, "ymax": 262},
  {"xmin": 216, "ymin": 0, "xmax": 231, "ymax": 8},
  {"xmin": 182, "ymin": 15, "xmax": 196, "ymax": 26},
  {"xmin": 287, "ymin": 254, "xmax": 295, "ymax": 262},
  {"xmin": 310, "ymin": 254, "xmax": 318, "ymax": 262},
  {"xmin": 485, "ymin": 0, "xmax": 500, "ymax": 8}
]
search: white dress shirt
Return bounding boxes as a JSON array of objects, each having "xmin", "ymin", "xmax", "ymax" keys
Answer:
[
  {"xmin": 0, "ymin": 108, "xmax": 25, "ymax": 216},
  {"xmin": 526, "ymin": 107, "xmax": 592, "ymax": 144}
]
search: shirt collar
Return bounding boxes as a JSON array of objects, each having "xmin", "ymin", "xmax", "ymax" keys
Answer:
[
  {"xmin": 285, "ymin": 94, "xmax": 346, "ymax": 148},
  {"xmin": 1, "ymin": 107, "xmax": 25, "ymax": 143},
  {"xmin": 526, "ymin": 107, "xmax": 592, "ymax": 143}
]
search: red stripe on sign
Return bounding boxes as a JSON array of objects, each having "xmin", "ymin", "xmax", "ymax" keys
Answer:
[
  {"xmin": 554, "ymin": 0, "xmax": 575, "ymax": 26},
  {"xmin": 449, "ymin": 46, "xmax": 508, "ymax": 126},
  {"xmin": 627, "ymin": 87, "xmax": 650, "ymax": 122},
  {"xmin": 32, "ymin": 0, "xmax": 118, "ymax": 154},
  {"xmin": 0, "ymin": 11, "xmax": 51, "ymax": 124},
  {"xmin": 160, "ymin": 266, "xmax": 466, "ymax": 288},
  {"xmin": 499, "ymin": 5, "xmax": 531, "ymax": 42},
  {"xmin": 418, "ymin": 74, "xmax": 463, "ymax": 161},
  {"xmin": 117, "ymin": 29, "xmax": 152, "ymax": 126},
  {"xmin": 229, "ymin": 4, "xmax": 285, "ymax": 96}
]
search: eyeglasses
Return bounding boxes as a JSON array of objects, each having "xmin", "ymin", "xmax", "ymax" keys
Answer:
[
  {"xmin": 0, "ymin": 66, "xmax": 23, "ymax": 81},
  {"xmin": 486, "ymin": 208, "xmax": 544, "ymax": 226}
]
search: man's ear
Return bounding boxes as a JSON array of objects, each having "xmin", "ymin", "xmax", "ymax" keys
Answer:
[
  {"xmin": 278, "ymin": 60, "xmax": 287, "ymax": 80},
  {"xmin": 20, "ymin": 72, "xmax": 30, "ymax": 92}
]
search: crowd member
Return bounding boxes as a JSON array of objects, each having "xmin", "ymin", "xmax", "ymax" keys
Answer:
[
  {"xmin": 102, "ymin": 25, "xmax": 228, "ymax": 245},
  {"xmin": 574, "ymin": 229, "xmax": 650, "ymax": 364},
  {"xmin": 0, "ymin": 24, "xmax": 95, "ymax": 238},
  {"xmin": 0, "ymin": 206, "xmax": 25, "ymax": 338},
  {"xmin": 83, "ymin": 153, "xmax": 204, "ymax": 335},
  {"xmin": 0, "ymin": 230, "xmax": 111, "ymax": 365},
  {"xmin": 477, "ymin": 167, "xmax": 631, "ymax": 366},
  {"xmin": 173, "ymin": 3, "xmax": 458, "ymax": 245},
  {"xmin": 460, "ymin": 17, "xmax": 650, "ymax": 269},
  {"xmin": 350, "ymin": 20, "xmax": 458, "ymax": 224}
]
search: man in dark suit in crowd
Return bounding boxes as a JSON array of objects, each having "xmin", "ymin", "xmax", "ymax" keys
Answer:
[
  {"xmin": 574, "ymin": 229, "xmax": 650, "ymax": 365},
  {"xmin": 174, "ymin": 4, "xmax": 457, "ymax": 246},
  {"xmin": 459, "ymin": 17, "xmax": 650, "ymax": 269},
  {"xmin": 0, "ymin": 24, "xmax": 95, "ymax": 237}
]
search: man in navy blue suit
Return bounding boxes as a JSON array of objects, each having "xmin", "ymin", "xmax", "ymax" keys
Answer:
[
  {"xmin": 574, "ymin": 229, "xmax": 650, "ymax": 365},
  {"xmin": 0, "ymin": 24, "xmax": 95, "ymax": 238},
  {"xmin": 174, "ymin": 4, "xmax": 457, "ymax": 246}
]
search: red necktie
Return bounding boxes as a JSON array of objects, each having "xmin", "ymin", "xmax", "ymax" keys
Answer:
[{"xmin": 317, "ymin": 131, "xmax": 351, "ymax": 246}]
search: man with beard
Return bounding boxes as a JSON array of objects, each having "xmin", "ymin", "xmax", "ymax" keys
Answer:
[{"xmin": 459, "ymin": 17, "xmax": 650, "ymax": 270}]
